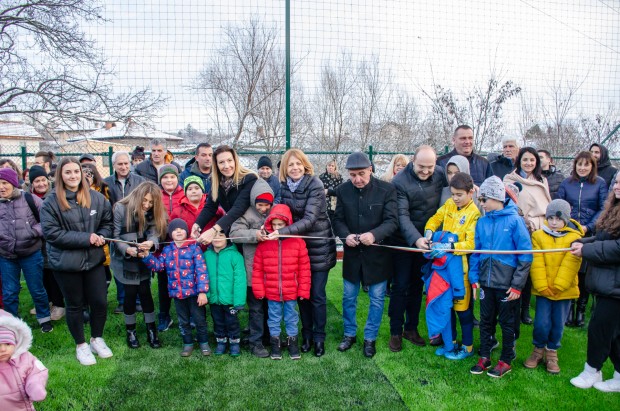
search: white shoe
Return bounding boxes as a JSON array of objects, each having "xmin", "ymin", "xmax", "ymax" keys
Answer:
[
  {"xmin": 90, "ymin": 337, "xmax": 113, "ymax": 358},
  {"xmin": 593, "ymin": 371, "xmax": 620, "ymax": 393},
  {"xmin": 570, "ymin": 363, "xmax": 602, "ymax": 389},
  {"xmin": 29, "ymin": 307, "xmax": 36, "ymax": 315},
  {"xmin": 76, "ymin": 344, "xmax": 97, "ymax": 366},
  {"xmin": 50, "ymin": 306, "xmax": 66, "ymax": 321}
]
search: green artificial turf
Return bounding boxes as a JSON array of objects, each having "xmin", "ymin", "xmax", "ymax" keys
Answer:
[{"xmin": 14, "ymin": 262, "xmax": 616, "ymax": 410}]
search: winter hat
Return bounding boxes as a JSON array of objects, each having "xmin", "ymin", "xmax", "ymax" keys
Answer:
[
  {"xmin": 447, "ymin": 155, "xmax": 470, "ymax": 175},
  {"xmin": 479, "ymin": 176, "xmax": 505, "ymax": 202},
  {"xmin": 345, "ymin": 152, "xmax": 372, "ymax": 169},
  {"xmin": 167, "ymin": 218, "xmax": 189, "ymax": 237},
  {"xmin": 79, "ymin": 153, "xmax": 96, "ymax": 163},
  {"xmin": 183, "ymin": 175, "xmax": 204, "ymax": 194},
  {"xmin": 257, "ymin": 156, "xmax": 273, "ymax": 170},
  {"xmin": 29, "ymin": 165, "xmax": 48, "ymax": 185},
  {"xmin": 546, "ymin": 199, "xmax": 571, "ymax": 225},
  {"xmin": 0, "ymin": 326, "xmax": 16, "ymax": 345},
  {"xmin": 158, "ymin": 164, "xmax": 179, "ymax": 184},
  {"xmin": 255, "ymin": 192, "xmax": 274, "ymax": 205},
  {"xmin": 0, "ymin": 168, "xmax": 19, "ymax": 188}
]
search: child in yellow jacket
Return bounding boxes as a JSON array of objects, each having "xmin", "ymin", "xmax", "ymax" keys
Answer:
[
  {"xmin": 425, "ymin": 172, "xmax": 481, "ymax": 360},
  {"xmin": 525, "ymin": 199, "xmax": 583, "ymax": 374}
]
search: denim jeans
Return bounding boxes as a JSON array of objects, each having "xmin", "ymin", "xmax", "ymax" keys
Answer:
[
  {"xmin": 210, "ymin": 304, "xmax": 241, "ymax": 339},
  {"xmin": 343, "ymin": 279, "xmax": 387, "ymax": 341},
  {"xmin": 0, "ymin": 251, "xmax": 50, "ymax": 323},
  {"xmin": 532, "ymin": 297, "xmax": 570, "ymax": 350},
  {"xmin": 174, "ymin": 296, "xmax": 208, "ymax": 345},
  {"xmin": 268, "ymin": 300, "xmax": 299, "ymax": 337},
  {"xmin": 114, "ymin": 276, "xmax": 125, "ymax": 304}
]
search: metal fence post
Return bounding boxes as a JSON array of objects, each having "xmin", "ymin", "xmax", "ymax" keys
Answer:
[
  {"xmin": 108, "ymin": 146, "xmax": 114, "ymax": 175},
  {"xmin": 368, "ymin": 145, "xmax": 374, "ymax": 163},
  {"xmin": 20, "ymin": 146, "xmax": 27, "ymax": 172}
]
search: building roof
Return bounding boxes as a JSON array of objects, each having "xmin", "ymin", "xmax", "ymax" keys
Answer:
[
  {"xmin": 0, "ymin": 121, "xmax": 43, "ymax": 139},
  {"xmin": 67, "ymin": 121, "xmax": 183, "ymax": 142}
]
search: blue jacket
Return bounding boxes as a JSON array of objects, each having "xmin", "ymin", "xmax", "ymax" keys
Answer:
[
  {"xmin": 179, "ymin": 158, "xmax": 212, "ymax": 195},
  {"xmin": 437, "ymin": 149, "xmax": 493, "ymax": 186},
  {"xmin": 556, "ymin": 176, "xmax": 608, "ymax": 233},
  {"xmin": 468, "ymin": 201, "xmax": 532, "ymax": 291}
]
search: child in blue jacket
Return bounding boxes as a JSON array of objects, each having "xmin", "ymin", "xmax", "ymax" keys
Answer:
[
  {"xmin": 469, "ymin": 176, "xmax": 533, "ymax": 378},
  {"xmin": 143, "ymin": 219, "xmax": 210, "ymax": 357}
]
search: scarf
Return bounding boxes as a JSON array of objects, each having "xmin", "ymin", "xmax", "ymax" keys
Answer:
[
  {"xmin": 286, "ymin": 176, "xmax": 303, "ymax": 193},
  {"xmin": 542, "ymin": 224, "xmax": 568, "ymax": 238},
  {"xmin": 221, "ymin": 176, "xmax": 234, "ymax": 194}
]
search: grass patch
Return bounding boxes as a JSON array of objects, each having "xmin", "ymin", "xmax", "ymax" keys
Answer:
[{"xmin": 14, "ymin": 262, "xmax": 616, "ymax": 410}]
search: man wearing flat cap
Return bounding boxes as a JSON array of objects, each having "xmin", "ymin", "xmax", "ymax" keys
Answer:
[{"xmin": 332, "ymin": 152, "xmax": 399, "ymax": 358}]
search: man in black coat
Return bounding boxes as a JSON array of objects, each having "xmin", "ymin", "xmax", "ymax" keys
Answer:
[
  {"xmin": 590, "ymin": 143, "xmax": 617, "ymax": 187},
  {"xmin": 389, "ymin": 145, "xmax": 447, "ymax": 352},
  {"xmin": 538, "ymin": 149, "xmax": 565, "ymax": 199},
  {"xmin": 489, "ymin": 136, "xmax": 519, "ymax": 180},
  {"xmin": 437, "ymin": 125, "xmax": 493, "ymax": 186},
  {"xmin": 332, "ymin": 152, "xmax": 398, "ymax": 358}
]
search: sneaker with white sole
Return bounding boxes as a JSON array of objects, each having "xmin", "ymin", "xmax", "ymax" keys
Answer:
[
  {"xmin": 76, "ymin": 343, "xmax": 97, "ymax": 366},
  {"xmin": 570, "ymin": 363, "xmax": 602, "ymax": 389},
  {"xmin": 593, "ymin": 371, "xmax": 620, "ymax": 393},
  {"xmin": 50, "ymin": 306, "xmax": 65, "ymax": 321},
  {"xmin": 90, "ymin": 337, "xmax": 114, "ymax": 358}
]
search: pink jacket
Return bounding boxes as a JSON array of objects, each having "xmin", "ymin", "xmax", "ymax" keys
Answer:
[{"xmin": 0, "ymin": 310, "xmax": 48, "ymax": 411}]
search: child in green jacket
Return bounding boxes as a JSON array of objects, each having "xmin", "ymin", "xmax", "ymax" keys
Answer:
[{"xmin": 205, "ymin": 230, "xmax": 247, "ymax": 356}]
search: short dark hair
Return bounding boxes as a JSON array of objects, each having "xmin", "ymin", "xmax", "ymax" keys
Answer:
[
  {"xmin": 195, "ymin": 143, "xmax": 212, "ymax": 155},
  {"xmin": 449, "ymin": 172, "xmax": 474, "ymax": 191},
  {"xmin": 537, "ymin": 149, "xmax": 552, "ymax": 159},
  {"xmin": 453, "ymin": 125, "xmax": 472, "ymax": 136},
  {"xmin": 34, "ymin": 151, "xmax": 55, "ymax": 165}
]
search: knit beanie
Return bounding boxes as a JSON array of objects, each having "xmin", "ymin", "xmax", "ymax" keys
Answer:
[
  {"xmin": 255, "ymin": 192, "xmax": 274, "ymax": 205},
  {"xmin": 29, "ymin": 165, "xmax": 48, "ymax": 185},
  {"xmin": 546, "ymin": 199, "xmax": 571, "ymax": 225},
  {"xmin": 479, "ymin": 176, "xmax": 505, "ymax": 202},
  {"xmin": 158, "ymin": 164, "xmax": 179, "ymax": 184},
  {"xmin": 447, "ymin": 155, "xmax": 470, "ymax": 175},
  {"xmin": 167, "ymin": 218, "xmax": 189, "ymax": 237},
  {"xmin": 257, "ymin": 156, "xmax": 273, "ymax": 170},
  {"xmin": 183, "ymin": 175, "xmax": 205, "ymax": 194},
  {"xmin": 0, "ymin": 168, "xmax": 19, "ymax": 188},
  {"xmin": 0, "ymin": 326, "xmax": 16, "ymax": 345}
]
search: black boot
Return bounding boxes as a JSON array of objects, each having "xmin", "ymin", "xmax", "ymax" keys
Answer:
[
  {"xmin": 521, "ymin": 308, "xmax": 533, "ymax": 325},
  {"xmin": 301, "ymin": 337, "xmax": 312, "ymax": 353},
  {"xmin": 575, "ymin": 294, "xmax": 588, "ymax": 327},
  {"xmin": 288, "ymin": 336, "xmax": 301, "ymax": 360},
  {"xmin": 565, "ymin": 300, "xmax": 576, "ymax": 327},
  {"xmin": 146, "ymin": 322, "xmax": 161, "ymax": 348},
  {"xmin": 363, "ymin": 340, "xmax": 376, "ymax": 358},
  {"xmin": 270, "ymin": 336, "xmax": 282, "ymax": 360},
  {"xmin": 126, "ymin": 324, "xmax": 140, "ymax": 349}
]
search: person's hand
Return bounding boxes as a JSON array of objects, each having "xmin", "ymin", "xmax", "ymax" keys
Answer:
[
  {"xmin": 256, "ymin": 229, "xmax": 267, "ymax": 242},
  {"xmin": 505, "ymin": 287, "xmax": 521, "ymax": 301},
  {"xmin": 138, "ymin": 240, "xmax": 153, "ymax": 252},
  {"xmin": 429, "ymin": 243, "xmax": 452, "ymax": 258},
  {"xmin": 345, "ymin": 234, "xmax": 360, "ymax": 247},
  {"xmin": 570, "ymin": 242, "xmax": 583, "ymax": 257},
  {"xmin": 197, "ymin": 293, "xmax": 208, "ymax": 306},
  {"xmin": 359, "ymin": 232, "xmax": 375, "ymax": 246},
  {"xmin": 90, "ymin": 233, "xmax": 105, "ymax": 246},
  {"xmin": 415, "ymin": 237, "xmax": 430, "ymax": 250},
  {"xmin": 471, "ymin": 283, "xmax": 479, "ymax": 300},
  {"xmin": 266, "ymin": 229, "xmax": 280, "ymax": 240},
  {"xmin": 540, "ymin": 288, "xmax": 554, "ymax": 298},
  {"xmin": 191, "ymin": 224, "xmax": 201, "ymax": 239},
  {"xmin": 197, "ymin": 227, "xmax": 216, "ymax": 245},
  {"xmin": 583, "ymin": 226, "xmax": 588, "ymax": 234},
  {"xmin": 126, "ymin": 247, "xmax": 139, "ymax": 257}
]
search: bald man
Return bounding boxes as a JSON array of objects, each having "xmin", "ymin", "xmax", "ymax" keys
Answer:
[{"xmin": 388, "ymin": 145, "xmax": 447, "ymax": 352}]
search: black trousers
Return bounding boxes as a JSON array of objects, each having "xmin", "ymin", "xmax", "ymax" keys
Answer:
[
  {"xmin": 43, "ymin": 267, "xmax": 65, "ymax": 308},
  {"xmin": 247, "ymin": 287, "xmax": 269, "ymax": 346},
  {"xmin": 299, "ymin": 270, "xmax": 329, "ymax": 342},
  {"xmin": 211, "ymin": 304, "xmax": 241, "ymax": 339},
  {"xmin": 124, "ymin": 278, "xmax": 155, "ymax": 317},
  {"xmin": 54, "ymin": 265, "xmax": 107, "ymax": 345},
  {"xmin": 587, "ymin": 296, "xmax": 620, "ymax": 372},
  {"xmin": 479, "ymin": 287, "xmax": 520, "ymax": 364},
  {"xmin": 157, "ymin": 270, "xmax": 172, "ymax": 316},
  {"xmin": 388, "ymin": 250, "xmax": 426, "ymax": 335}
]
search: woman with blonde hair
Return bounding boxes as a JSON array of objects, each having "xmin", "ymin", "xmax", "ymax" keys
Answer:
[
  {"xmin": 319, "ymin": 160, "xmax": 343, "ymax": 222},
  {"xmin": 382, "ymin": 154, "xmax": 408, "ymax": 183}
]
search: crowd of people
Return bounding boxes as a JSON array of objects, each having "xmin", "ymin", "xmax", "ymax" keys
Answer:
[{"xmin": 1, "ymin": 128, "xmax": 620, "ymax": 409}]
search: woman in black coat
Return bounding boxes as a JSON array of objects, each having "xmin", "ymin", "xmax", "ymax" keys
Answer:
[
  {"xmin": 268, "ymin": 148, "xmax": 337, "ymax": 356},
  {"xmin": 40, "ymin": 157, "xmax": 114, "ymax": 366},
  {"xmin": 570, "ymin": 172, "xmax": 620, "ymax": 392}
]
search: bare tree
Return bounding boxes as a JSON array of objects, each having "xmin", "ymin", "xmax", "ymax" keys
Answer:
[
  {"xmin": 0, "ymin": 0, "xmax": 164, "ymax": 128},
  {"xmin": 540, "ymin": 74, "xmax": 586, "ymax": 143}
]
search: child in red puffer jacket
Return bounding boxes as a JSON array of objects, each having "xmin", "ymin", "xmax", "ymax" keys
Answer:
[{"xmin": 252, "ymin": 204, "xmax": 311, "ymax": 360}]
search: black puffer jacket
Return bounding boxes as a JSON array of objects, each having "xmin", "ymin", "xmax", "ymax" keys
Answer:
[
  {"xmin": 590, "ymin": 143, "xmax": 618, "ymax": 187},
  {"xmin": 40, "ymin": 190, "xmax": 113, "ymax": 272},
  {"xmin": 391, "ymin": 162, "xmax": 447, "ymax": 246},
  {"xmin": 582, "ymin": 231, "xmax": 620, "ymax": 299},
  {"xmin": 542, "ymin": 166, "xmax": 565, "ymax": 199},
  {"xmin": 276, "ymin": 174, "xmax": 336, "ymax": 273},
  {"xmin": 489, "ymin": 154, "xmax": 514, "ymax": 180}
]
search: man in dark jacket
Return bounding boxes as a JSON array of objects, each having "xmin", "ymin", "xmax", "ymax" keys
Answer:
[
  {"xmin": 179, "ymin": 143, "xmax": 213, "ymax": 194},
  {"xmin": 490, "ymin": 136, "xmax": 519, "ymax": 180},
  {"xmin": 389, "ymin": 145, "xmax": 447, "ymax": 352},
  {"xmin": 538, "ymin": 149, "xmax": 565, "ymax": 199},
  {"xmin": 437, "ymin": 125, "xmax": 493, "ymax": 186},
  {"xmin": 590, "ymin": 143, "xmax": 617, "ymax": 187},
  {"xmin": 135, "ymin": 139, "xmax": 168, "ymax": 183},
  {"xmin": 332, "ymin": 152, "xmax": 398, "ymax": 358},
  {"xmin": 256, "ymin": 156, "xmax": 280, "ymax": 199}
]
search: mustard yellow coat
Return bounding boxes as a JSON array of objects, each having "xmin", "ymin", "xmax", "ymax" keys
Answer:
[{"xmin": 530, "ymin": 219, "xmax": 583, "ymax": 300}]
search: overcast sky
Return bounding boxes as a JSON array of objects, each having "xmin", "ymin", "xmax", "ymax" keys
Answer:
[{"xmin": 85, "ymin": 0, "xmax": 619, "ymax": 136}]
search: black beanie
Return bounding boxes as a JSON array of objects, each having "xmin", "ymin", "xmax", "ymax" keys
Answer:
[
  {"xmin": 257, "ymin": 156, "xmax": 272, "ymax": 170},
  {"xmin": 29, "ymin": 165, "xmax": 48, "ymax": 185},
  {"xmin": 167, "ymin": 218, "xmax": 189, "ymax": 237}
]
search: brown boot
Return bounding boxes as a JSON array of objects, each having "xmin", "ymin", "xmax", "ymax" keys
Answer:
[
  {"xmin": 402, "ymin": 329, "xmax": 426, "ymax": 347},
  {"xmin": 545, "ymin": 349, "xmax": 560, "ymax": 374},
  {"xmin": 523, "ymin": 347, "xmax": 545, "ymax": 369},
  {"xmin": 389, "ymin": 335, "xmax": 402, "ymax": 352}
]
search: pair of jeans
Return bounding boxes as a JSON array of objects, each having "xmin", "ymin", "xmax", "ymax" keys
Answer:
[
  {"xmin": 479, "ymin": 287, "xmax": 520, "ymax": 364},
  {"xmin": 247, "ymin": 287, "xmax": 269, "ymax": 346},
  {"xmin": 210, "ymin": 304, "xmax": 241, "ymax": 339},
  {"xmin": 0, "ymin": 251, "xmax": 50, "ymax": 323},
  {"xmin": 343, "ymin": 279, "xmax": 387, "ymax": 341},
  {"xmin": 174, "ymin": 296, "xmax": 208, "ymax": 345},
  {"xmin": 54, "ymin": 265, "xmax": 108, "ymax": 344},
  {"xmin": 587, "ymin": 296, "xmax": 620, "ymax": 372},
  {"xmin": 388, "ymin": 250, "xmax": 425, "ymax": 335},
  {"xmin": 532, "ymin": 297, "xmax": 570, "ymax": 350},
  {"xmin": 267, "ymin": 300, "xmax": 299, "ymax": 337},
  {"xmin": 299, "ymin": 270, "xmax": 329, "ymax": 342}
]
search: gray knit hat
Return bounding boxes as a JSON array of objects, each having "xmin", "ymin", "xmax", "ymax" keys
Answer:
[
  {"xmin": 158, "ymin": 164, "xmax": 179, "ymax": 184},
  {"xmin": 479, "ymin": 176, "xmax": 505, "ymax": 202},
  {"xmin": 447, "ymin": 155, "xmax": 470, "ymax": 175},
  {"xmin": 546, "ymin": 199, "xmax": 571, "ymax": 225}
]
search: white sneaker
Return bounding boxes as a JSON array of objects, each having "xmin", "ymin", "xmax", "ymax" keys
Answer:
[
  {"xmin": 570, "ymin": 363, "xmax": 602, "ymax": 389},
  {"xmin": 593, "ymin": 371, "xmax": 620, "ymax": 393},
  {"xmin": 50, "ymin": 306, "xmax": 66, "ymax": 321},
  {"xmin": 90, "ymin": 337, "xmax": 114, "ymax": 358},
  {"xmin": 76, "ymin": 343, "xmax": 96, "ymax": 366}
]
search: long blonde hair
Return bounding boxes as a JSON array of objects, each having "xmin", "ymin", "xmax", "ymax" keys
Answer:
[
  {"xmin": 279, "ymin": 148, "xmax": 314, "ymax": 182},
  {"xmin": 382, "ymin": 154, "xmax": 408, "ymax": 182},
  {"xmin": 210, "ymin": 145, "xmax": 257, "ymax": 202},
  {"xmin": 54, "ymin": 157, "xmax": 91, "ymax": 211},
  {"xmin": 117, "ymin": 181, "xmax": 167, "ymax": 239}
]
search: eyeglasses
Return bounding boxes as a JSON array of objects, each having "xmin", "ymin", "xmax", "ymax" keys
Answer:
[{"xmin": 478, "ymin": 197, "xmax": 488, "ymax": 203}]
